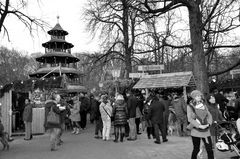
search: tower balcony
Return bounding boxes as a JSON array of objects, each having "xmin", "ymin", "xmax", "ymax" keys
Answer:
[
  {"xmin": 45, "ymin": 48, "xmax": 71, "ymax": 54},
  {"xmin": 38, "ymin": 63, "xmax": 78, "ymax": 69}
]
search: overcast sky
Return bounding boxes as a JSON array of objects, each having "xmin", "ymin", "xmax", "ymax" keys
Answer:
[
  {"xmin": 1, "ymin": 1, "xmax": 240, "ymax": 56},
  {"xmin": 0, "ymin": 0, "xmax": 100, "ymax": 55}
]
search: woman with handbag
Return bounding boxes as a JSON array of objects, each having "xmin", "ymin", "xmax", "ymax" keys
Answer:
[
  {"xmin": 44, "ymin": 93, "xmax": 61, "ymax": 151},
  {"xmin": 187, "ymin": 90, "xmax": 214, "ymax": 159},
  {"xmin": 69, "ymin": 96, "xmax": 81, "ymax": 135},
  {"xmin": 99, "ymin": 95, "xmax": 112, "ymax": 141}
]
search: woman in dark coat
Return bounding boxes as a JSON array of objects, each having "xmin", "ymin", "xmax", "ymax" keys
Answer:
[
  {"xmin": 206, "ymin": 94, "xmax": 223, "ymax": 152},
  {"xmin": 44, "ymin": 94, "xmax": 61, "ymax": 151},
  {"xmin": 112, "ymin": 94, "xmax": 128, "ymax": 142}
]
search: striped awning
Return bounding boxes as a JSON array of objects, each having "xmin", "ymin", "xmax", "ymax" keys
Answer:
[{"xmin": 133, "ymin": 71, "xmax": 196, "ymax": 89}]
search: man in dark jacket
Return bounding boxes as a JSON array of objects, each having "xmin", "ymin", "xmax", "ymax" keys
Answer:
[
  {"xmin": 92, "ymin": 95, "xmax": 103, "ymax": 139},
  {"xmin": 214, "ymin": 89, "xmax": 228, "ymax": 114},
  {"xmin": 23, "ymin": 98, "xmax": 33, "ymax": 140},
  {"xmin": 126, "ymin": 90, "xmax": 138, "ymax": 141},
  {"xmin": 150, "ymin": 95, "xmax": 168, "ymax": 144},
  {"xmin": 79, "ymin": 93, "xmax": 90, "ymax": 129}
]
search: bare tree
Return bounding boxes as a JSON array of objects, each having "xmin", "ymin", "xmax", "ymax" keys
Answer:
[
  {"xmin": 0, "ymin": 0, "xmax": 48, "ymax": 41},
  {"xmin": 134, "ymin": 0, "xmax": 240, "ymax": 94},
  {"xmin": 84, "ymin": 0, "xmax": 153, "ymax": 78}
]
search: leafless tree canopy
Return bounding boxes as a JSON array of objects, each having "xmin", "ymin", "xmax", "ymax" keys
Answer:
[{"xmin": 0, "ymin": 0, "xmax": 49, "ymax": 41}]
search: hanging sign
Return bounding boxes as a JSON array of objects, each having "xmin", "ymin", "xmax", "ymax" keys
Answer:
[
  {"xmin": 230, "ymin": 69, "xmax": 240, "ymax": 75},
  {"xmin": 138, "ymin": 65, "xmax": 164, "ymax": 71},
  {"xmin": 129, "ymin": 73, "xmax": 148, "ymax": 78}
]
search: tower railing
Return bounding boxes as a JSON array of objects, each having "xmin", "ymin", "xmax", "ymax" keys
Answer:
[
  {"xmin": 38, "ymin": 63, "xmax": 78, "ymax": 69},
  {"xmin": 45, "ymin": 48, "xmax": 71, "ymax": 54}
]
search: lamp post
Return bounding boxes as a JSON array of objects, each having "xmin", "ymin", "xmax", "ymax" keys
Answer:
[
  {"xmin": 111, "ymin": 69, "xmax": 121, "ymax": 95},
  {"xmin": 99, "ymin": 82, "xmax": 103, "ymax": 91}
]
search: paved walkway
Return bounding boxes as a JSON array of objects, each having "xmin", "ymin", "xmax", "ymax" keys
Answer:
[{"xmin": 0, "ymin": 125, "xmax": 236, "ymax": 159}]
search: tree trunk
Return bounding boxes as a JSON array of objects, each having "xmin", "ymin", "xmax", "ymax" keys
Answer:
[
  {"xmin": 188, "ymin": 4, "xmax": 209, "ymax": 94},
  {"xmin": 122, "ymin": 0, "xmax": 131, "ymax": 78}
]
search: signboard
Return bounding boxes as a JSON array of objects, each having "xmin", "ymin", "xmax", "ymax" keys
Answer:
[
  {"xmin": 129, "ymin": 73, "xmax": 148, "ymax": 78},
  {"xmin": 138, "ymin": 65, "xmax": 164, "ymax": 71},
  {"xmin": 111, "ymin": 69, "xmax": 121, "ymax": 78},
  {"xmin": 230, "ymin": 69, "xmax": 240, "ymax": 75}
]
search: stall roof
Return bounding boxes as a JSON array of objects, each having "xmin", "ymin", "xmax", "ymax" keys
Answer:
[{"xmin": 133, "ymin": 71, "xmax": 196, "ymax": 89}]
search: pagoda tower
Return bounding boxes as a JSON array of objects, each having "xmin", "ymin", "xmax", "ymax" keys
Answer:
[{"xmin": 29, "ymin": 17, "xmax": 85, "ymax": 92}]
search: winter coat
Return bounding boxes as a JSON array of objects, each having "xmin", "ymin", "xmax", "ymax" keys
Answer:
[
  {"xmin": 149, "ymin": 98, "xmax": 165, "ymax": 124},
  {"xmin": 187, "ymin": 101, "xmax": 213, "ymax": 138},
  {"xmin": 112, "ymin": 100, "xmax": 128, "ymax": 126},
  {"xmin": 214, "ymin": 93, "xmax": 228, "ymax": 111},
  {"xmin": 23, "ymin": 103, "xmax": 33, "ymax": 122},
  {"xmin": 235, "ymin": 98, "xmax": 240, "ymax": 118},
  {"xmin": 0, "ymin": 122, "xmax": 4, "ymax": 136},
  {"xmin": 79, "ymin": 97, "xmax": 90, "ymax": 113},
  {"xmin": 142, "ymin": 100, "xmax": 152, "ymax": 127},
  {"xmin": 69, "ymin": 101, "xmax": 81, "ymax": 122},
  {"xmin": 207, "ymin": 103, "xmax": 223, "ymax": 136},
  {"xmin": 171, "ymin": 97, "xmax": 187, "ymax": 119},
  {"xmin": 44, "ymin": 100, "xmax": 61, "ymax": 130},
  {"xmin": 93, "ymin": 100, "xmax": 101, "ymax": 120},
  {"xmin": 127, "ymin": 95, "xmax": 138, "ymax": 118},
  {"xmin": 99, "ymin": 102, "xmax": 112, "ymax": 121}
]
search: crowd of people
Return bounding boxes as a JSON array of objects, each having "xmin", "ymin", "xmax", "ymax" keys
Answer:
[{"xmin": 2, "ymin": 87, "xmax": 240, "ymax": 159}]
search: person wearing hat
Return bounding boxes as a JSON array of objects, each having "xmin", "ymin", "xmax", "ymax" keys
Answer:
[
  {"xmin": 187, "ymin": 90, "xmax": 214, "ymax": 159},
  {"xmin": 112, "ymin": 94, "xmax": 128, "ymax": 142}
]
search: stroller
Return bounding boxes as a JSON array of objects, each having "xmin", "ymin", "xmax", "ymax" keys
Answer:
[{"xmin": 215, "ymin": 120, "xmax": 240, "ymax": 158}]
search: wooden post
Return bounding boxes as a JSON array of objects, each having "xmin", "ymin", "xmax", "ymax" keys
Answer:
[
  {"xmin": 183, "ymin": 86, "xmax": 187, "ymax": 102},
  {"xmin": 145, "ymin": 88, "xmax": 149, "ymax": 98}
]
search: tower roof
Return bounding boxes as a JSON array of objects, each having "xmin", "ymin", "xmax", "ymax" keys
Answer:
[
  {"xmin": 47, "ymin": 23, "xmax": 68, "ymax": 35},
  {"xmin": 36, "ymin": 52, "xmax": 79, "ymax": 63},
  {"xmin": 42, "ymin": 38, "xmax": 74, "ymax": 49}
]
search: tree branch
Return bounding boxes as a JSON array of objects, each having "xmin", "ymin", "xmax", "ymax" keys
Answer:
[{"xmin": 208, "ymin": 58, "xmax": 240, "ymax": 77}]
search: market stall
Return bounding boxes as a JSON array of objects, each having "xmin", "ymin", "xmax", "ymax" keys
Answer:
[{"xmin": 133, "ymin": 71, "xmax": 196, "ymax": 99}]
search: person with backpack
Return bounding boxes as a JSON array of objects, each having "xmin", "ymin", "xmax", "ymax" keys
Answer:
[{"xmin": 187, "ymin": 90, "xmax": 214, "ymax": 159}]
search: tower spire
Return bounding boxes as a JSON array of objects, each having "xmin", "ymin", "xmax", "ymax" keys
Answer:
[{"xmin": 57, "ymin": 15, "xmax": 60, "ymax": 23}]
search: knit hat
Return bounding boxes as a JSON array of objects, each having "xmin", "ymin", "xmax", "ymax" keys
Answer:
[
  {"xmin": 116, "ymin": 94, "xmax": 124, "ymax": 101},
  {"xmin": 190, "ymin": 90, "xmax": 203, "ymax": 99}
]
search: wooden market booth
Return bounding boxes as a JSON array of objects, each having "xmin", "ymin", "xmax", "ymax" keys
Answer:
[
  {"xmin": 0, "ymin": 76, "xmax": 86, "ymax": 136},
  {"xmin": 133, "ymin": 71, "xmax": 196, "ymax": 99},
  {"xmin": 0, "ymin": 77, "xmax": 62, "ymax": 136}
]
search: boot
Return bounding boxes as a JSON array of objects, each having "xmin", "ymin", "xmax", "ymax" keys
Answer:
[
  {"xmin": 75, "ymin": 128, "xmax": 80, "ymax": 135},
  {"xmin": 147, "ymin": 127, "xmax": 151, "ymax": 139},
  {"xmin": 120, "ymin": 133, "xmax": 124, "ymax": 142},
  {"xmin": 114, "ymin": 132, "xmax": 119, "ymax": 142},
  {"xmin": 71, "ymin": 128, "xmax": 76, "ymax": 134}
]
